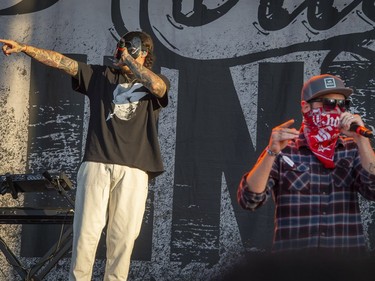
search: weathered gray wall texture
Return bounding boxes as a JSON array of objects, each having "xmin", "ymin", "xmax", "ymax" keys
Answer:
[{"xmin": 0, "ymin": 0, "xmax": 374, "ymax": 280}]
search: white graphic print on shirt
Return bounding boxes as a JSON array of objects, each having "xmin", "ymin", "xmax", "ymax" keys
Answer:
[{"xmin": 107, "ymin": 83, "xmax": 147, "ymax": 121}]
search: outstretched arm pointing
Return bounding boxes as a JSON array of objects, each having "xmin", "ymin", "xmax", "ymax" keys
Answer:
[{"xmin": 0, "ymin": 39, "xmax": 78, "ymax": 77}]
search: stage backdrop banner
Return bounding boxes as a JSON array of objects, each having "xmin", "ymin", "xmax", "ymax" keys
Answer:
[{"xmin": 0, "ymin": 1, "xmax": 374, "ymax": 280}]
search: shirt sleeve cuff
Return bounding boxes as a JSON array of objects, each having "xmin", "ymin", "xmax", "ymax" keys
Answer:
[{"xmin": 237, "ymin": 173, "xmax": 268, "ymax": 210}]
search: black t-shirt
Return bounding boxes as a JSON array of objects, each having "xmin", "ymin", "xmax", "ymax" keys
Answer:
[{"xmin": 72, "ymin": 62, "xmax": 169, "ymax": 178}]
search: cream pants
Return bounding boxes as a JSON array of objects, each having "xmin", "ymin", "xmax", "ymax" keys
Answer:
[{"xmin": 69, "ymin": 161, "xmax": 149, "ymax": 281}]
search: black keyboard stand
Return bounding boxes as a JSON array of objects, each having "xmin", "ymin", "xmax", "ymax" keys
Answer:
[
  {"xmin": 0, "ymin": 236, "xmax": 27, "ymax": 279},
  {"xmin": 0, "ymin": 225, "xmax": 73, "ymax": 281},
  {"xmin": 0, "ymin": 171, "xmax": 75, "ymax": 281}
]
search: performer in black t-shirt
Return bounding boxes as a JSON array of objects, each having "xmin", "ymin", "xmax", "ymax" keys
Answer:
[{"xmin": 1, "ymin": 31, "xmax": 169, "ymax": 280}]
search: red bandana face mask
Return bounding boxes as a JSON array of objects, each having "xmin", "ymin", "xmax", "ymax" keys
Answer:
[{"xmin": 302, "ymin": 107, "xmax": 341, "ymax": 168}]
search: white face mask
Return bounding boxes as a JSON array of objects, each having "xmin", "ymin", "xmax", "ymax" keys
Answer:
[{"xmin": 125, "ymin": 36, "xmax": 142, "ymax": 59}]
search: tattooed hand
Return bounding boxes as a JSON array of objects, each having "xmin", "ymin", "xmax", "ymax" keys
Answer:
[{"xmin": 0, "ymin": 39, "xmax": 26, "ymax": 56}]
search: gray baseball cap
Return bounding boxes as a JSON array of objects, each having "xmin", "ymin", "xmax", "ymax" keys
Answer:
[{"xmin": 301, "ymin": 74, "xmax": 353, "ymax": 101}]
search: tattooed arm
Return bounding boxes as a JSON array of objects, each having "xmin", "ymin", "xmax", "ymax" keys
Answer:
[
  {"xmin": 356, "ymin": 136, "xmax": 375, "ymax": 175},
  {"xmin": 340, "ymin": 111, "xmax": 375, "ymax": 175},
  {"xmin": 118, "ymin": 51, "xmax": 167, "ymax": 98},
  {"xmin": 0, "ymin": 39, "xmax": 78, "ymax": 77}
]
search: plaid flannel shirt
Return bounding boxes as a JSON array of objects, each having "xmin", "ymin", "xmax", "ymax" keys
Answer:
[{"xmin": 238, "ymin": 133, "xmax": 375, "ymax": 252}]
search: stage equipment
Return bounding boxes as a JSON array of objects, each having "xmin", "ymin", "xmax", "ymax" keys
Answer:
[{"xmin": 0, "ymin": 171, "xmax": 75, "ymax": 281}]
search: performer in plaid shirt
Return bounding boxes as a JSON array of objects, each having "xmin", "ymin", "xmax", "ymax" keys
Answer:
[{"xmin": 238, "ymin": 74, "xmax": 375, "ymax": 253}]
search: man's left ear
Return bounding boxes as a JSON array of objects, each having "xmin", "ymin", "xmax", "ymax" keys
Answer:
[{"xmin": 141, "ymin": 50, "xmax": 148, "ymax": 57}]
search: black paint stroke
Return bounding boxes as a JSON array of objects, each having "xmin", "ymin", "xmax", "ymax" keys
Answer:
[
  {"xmin": 256, "ymin": 0, "xmax": 364, "ymax": 32},
  {"xmin": 361, "ymin": 0, "xmax": 375, "ymax": 23},
  {"xmin": 167, "ymin": 0, "xmax": 240, "ymax": 28},
  {"xmin": 307, "ymin": 0, "xmax": 362, "ymax": 30},
  {"xmin": 0, "ymin": 0, "xmax": 59, "ymax": 16},
  {"xmin": 257, "ymin": 0, "xmax": 307, "ymax": 31},
  {"xmin": 110, "ymin": 0, "xmax": 128, "ymax": 40}
]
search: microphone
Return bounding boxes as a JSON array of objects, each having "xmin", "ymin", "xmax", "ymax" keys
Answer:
[
  {"xmin": 349, "ymin": 123, "xmax": 373, "ymax": 138},
  {"xmin": 115, "ymin": 38, "xmax": 126, "ymax": 60}
]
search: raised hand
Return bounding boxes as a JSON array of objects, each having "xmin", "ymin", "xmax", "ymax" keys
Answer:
[{"xmin": 268, "ymin": 119, "xmax": 299, "ymax": 154}]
